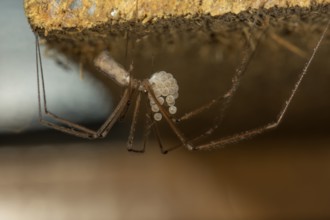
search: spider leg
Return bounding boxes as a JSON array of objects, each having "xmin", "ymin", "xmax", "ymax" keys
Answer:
[
  {"xmin": 141, "ymin": 111, "xmax": 154, "ymax": 153},
  {"xmin": 142, "ymin": 96, "xmax": 178, "ymax": 154},
  {"xmin": 175, "ymin": 45, "xmax": 252, "ymax": 124},
  {"xmin": 144, "ymin": 80, "xmax": 193, "ymax": 150},
  {"xmin": 175, "ymin": 26, "xmax": 265, "ymax": 147},
  {"xmin": 126, "ymin": 91, "xmax": 143, "ymax": 152},
  {"xmin": 152, "ymin": 122, "xmax": 168, "ymax": 154},
  {"xmin": 36, "ymin": 35, "xmax": 132, "ymax": 139},
  {"xmin": 36, "ymin": 35, "xmax": 98, "ymax": 138},
  {"xmin": 176, "ymin": 98, "xmax": 222, "ymax": 123},
  {"xmin": 94, "ymin": 88, "xmax": 131, "ymax": 138},
  {"xmin": 98, "ymin": 29, "xmax": 139, "ymax": 138},
  {"xmin": 188, "ymin": 41, "xmax": 257, "ymax": 143},
  {"xmin": 137, "ymin": 95, "xmax": 163, "ymax": 152},
  {"xmin": 152, "ymin": 121, "xmax": 183, "ymax": 154},
  {"xmin": 119, "ymin": 28, "xmax": 138, "ymax": 122},
  {"xmin": 147, "ymin": 102, "xmax": 178, "ymax": 154},
  {"xmin": 176, "ymin": 26, "xmax": 263, "ymax": 123},
  {"xmin": 118, "ymin": 88, "xmax": 135, "ymax": 122},
  {"xmin": 192, "ymin": 20, "xmax": 329, "ymax": 151}
]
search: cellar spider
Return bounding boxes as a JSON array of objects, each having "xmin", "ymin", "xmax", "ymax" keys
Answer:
[{"xmin": 36, "ymin": 20, "xmax": 329, "ymax": 153}]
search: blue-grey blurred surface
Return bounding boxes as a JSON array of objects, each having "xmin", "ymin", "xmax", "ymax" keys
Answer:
[{"xmin": 0, "ymin": 0, "xmax": 112, "ymax": 133}]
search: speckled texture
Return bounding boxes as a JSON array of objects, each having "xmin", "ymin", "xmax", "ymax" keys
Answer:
[{"xmin": 25, "ymin": 0, "xmax": 330, "ymax": 32}]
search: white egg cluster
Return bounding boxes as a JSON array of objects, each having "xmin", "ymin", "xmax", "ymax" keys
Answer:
[{"xmin": 148, "ymin": 71, "xmax": 179, "ymax": 121}]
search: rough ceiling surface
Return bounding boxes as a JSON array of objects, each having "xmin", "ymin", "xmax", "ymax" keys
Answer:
[{"xmin": 25, "ymin": 1, "xmax": 329, "ymax": 66}]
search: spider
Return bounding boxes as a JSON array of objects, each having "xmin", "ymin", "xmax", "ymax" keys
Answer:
[{"xmin": 36, "ymin": 20, "xmax": 329, "ymax": 153}]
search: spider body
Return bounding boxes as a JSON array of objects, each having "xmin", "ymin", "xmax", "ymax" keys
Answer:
[{"xmin": 94, "ymin": 51, "xmax": 179, "ymax": 122}]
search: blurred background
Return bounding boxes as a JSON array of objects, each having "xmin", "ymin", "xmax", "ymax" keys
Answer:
[{"xmin": 1, "ymin": 1, "xmax": 330, "ymax": 219}]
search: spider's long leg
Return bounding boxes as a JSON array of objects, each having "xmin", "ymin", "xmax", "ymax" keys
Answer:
[
  {"xmin": 95, "ymin": 88, "xmax": 131, "ymax": 137},
  {"xmin": 174, "ymin": 43, "xmax": 255, "ymax": 122},
  {"xmin": 118, "ymin": 88, "xmax": 135, "ymax": 122},
  {"xmin": 36, "ymin": 35, "xmax": 131, "ymax": 139},
  {"xmin": 176, "ymin": 98, "xmax": 223, "ymax": 122},
  {"xmin": 146, "ymin": 100, "xmax": 177, "ymax": 154},
  {"xmin": 142, "ymin": 97, "xmax": 177, "ymax": 154},
  {"xmin": 176, "ymin": 27, "xmax": 264, "ymax": 146},
  {"xmin": 188, "ymin": 39, "xmax": 258, "ymax": 143},
  {"xmin": 144, "ymin": 80, "xmax": 193, "ymax": 150},
  {"xmin": 36, "ymin": 35, "xmax": 99, "ymax": 138},
  {"xmin": 175, "ymin": 42, "xmax": 255, "ymax": 123},
  {"xmin": 176, "ymin": 27, "xmax": 262, "ymax": 123},
  {"xmin": 152, "ymin": 122, "xmax": 182, "ymax": 154},
  {"xmin": 152, "ymin": 122, "xmax": 168, "ymax": 154},
  {"xmin": 193, "ymin": 20, "xmax": 329, "ymax": 150},
  {"xmin": 138, "ymin": 96, "xmax": 161, "ymax": 153},
  {"xmin": 142, "ymin": 111, "xmax": 154, "ymax": 153},
  {"xmin": 126, "ymin": 91, "xmax": 143, "ymax": 152},
  {"xmin": 120, "ymin": 27, "xmax": 138, "ymax": 122}
]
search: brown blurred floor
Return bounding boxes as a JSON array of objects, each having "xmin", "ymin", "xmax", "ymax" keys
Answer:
[{"xmin": 0, "ymin": 136, "xmax": 330, "ymax": 220}]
